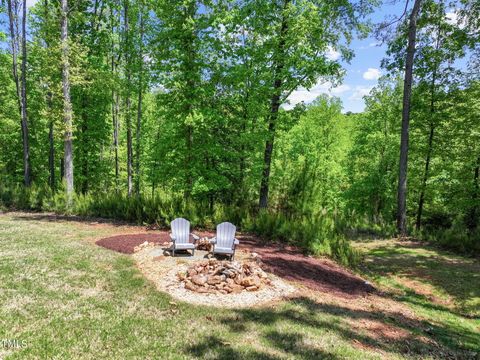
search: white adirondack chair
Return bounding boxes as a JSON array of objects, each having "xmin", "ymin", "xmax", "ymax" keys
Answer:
[
  {"xmin": 170, "ymin": 218, "xmax": 199, "ymax": 256},
  {"xmin": 210, "ymin": 222, "xmax": 239, "ymax": 260}
]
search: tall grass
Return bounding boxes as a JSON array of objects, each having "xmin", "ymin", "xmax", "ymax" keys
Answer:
[
  {"xmin": 0, "ymin": 184, "xmax": 360, "ymax": 265},
  {"xmin": 417, "ymin": 215, "xmax": 480, "ymax": 255}
]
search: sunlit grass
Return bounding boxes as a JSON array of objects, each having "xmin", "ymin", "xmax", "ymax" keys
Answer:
[
  {"xmin": 1, "ymin": 213, "xmax": 478, "ymax": 359},
  {"xmin": 356, "ymin": 239, "xmax": 480, "ymax": 354}
]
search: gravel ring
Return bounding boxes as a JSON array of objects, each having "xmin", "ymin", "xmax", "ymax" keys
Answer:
[
  {"xmin": 133, "ymin": 246, "xmax": 297, "ymax": 308},
  {"xmin": 160, "ymin": 265, "xmax": 296, "ymax": 308}
]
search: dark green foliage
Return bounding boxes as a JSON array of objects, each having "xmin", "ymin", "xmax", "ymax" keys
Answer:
[
  {"xmin": 1, "ymin": 0, "xmax": 479, "ymax": 263},
  {"xmin": 0, "ymin": 183, "xmax": 359, "ymax": 265},
  {"xmin": 345, "ymin": 78, "xmax": 480, "ymax": 254}
]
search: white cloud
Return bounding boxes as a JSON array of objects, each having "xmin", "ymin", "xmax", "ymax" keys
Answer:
[
  {"xmin": 326, "ymin": 47, "xmax": 340, "ymax": 61},
  {"xmin": 284, "ymin": 81, "xmax": 350, "ymax": 109},
  {"xmin": 330, "ymin": 84, "xmax": 351, "ymax": 94},
  {"xmin": 363, "ymin": 68, "xmax": 381, "ymax": 80},
  {"xmin": 445, "ymin": 11, "xmax": 458, "ymax": 26},
  {"xmin": 445, "ymin": 9, "xmax": 468, "ymax": 29},
  {"xmin": 349, "ymin": 86, "xmax": 374, "ymax": 101},
  {"xmin": 359, "ymin": 42, "xmax": 381, "ymax": 50},
  {"xmin": 26, "ymin": 0, "xmax": 38, "ymax": 8}
]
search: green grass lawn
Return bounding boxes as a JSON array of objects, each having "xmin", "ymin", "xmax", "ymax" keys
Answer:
[
  {"xmin": 1, "ymin": 213, "xmax": 479, "ymax": 359},
  {"xmin": 355, "ymin": 239, "xmax": 480, "ymax": 357}
]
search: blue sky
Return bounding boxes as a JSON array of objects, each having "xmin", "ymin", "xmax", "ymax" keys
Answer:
[
  {"xmin": 285, "ymin": 1, "xmax": 409, "ymax": 113},
  {"xmin": 17, "ymin": 0, "xmax": 460, "ymax": 113},
  {"xmin": 20, "ymin": 0, "xmax": 400, "ymax": 114}
]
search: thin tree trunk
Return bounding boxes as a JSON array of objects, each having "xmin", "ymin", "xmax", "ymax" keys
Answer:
[
  {"xmin": 61, "ymin": 0, "xmax": 74, "ymax": 198},
  {"xmin": 466, "ymin": 155, "xmax": 480, "ymax": 230},
  {"xmin": 415, "ymin": 122, "xmax": 434, "ymax": 230},
  {"xmin": 7, "ymin": 0, "xmax": 31, "ymax": 186},
  {"xmin": 110, "ymin": 5, "xmax": 119, "ymax": 190},
  {"xmin": 49, "ymin": 119, "xmax": 55, "ymax": 189},
  {"xmin": 44, "ymin": 0, "xmax": 54, "ymax": 190},
  {"xmin": 6, "ymin": 0, "xmax": 21, "ymax": 114},
  {"xmin": 47, "ymin": 92, "xmax": 55, "ymax": 190},
  {"xmin": 150, "ymin": 120, "xmax": 162, "ymax": 197},
  {"xmin": 396, "ymin": 0, "xmax": 422, "ymax": 235},
  {"xmin": 182, "ymin": 1, "xmax": 196, "ymax": 199},
  {"xmin": 114, "ymin": 93, "xmax": 120, "ymax": 187},
  {"xmin": 81, "ymin": 117, "xmax": 88, "ymax": 193},
  {"xmin": 259, "ymin": 0, "xmax": 290, "ymax": 209},
  {"xmin": 135, "ymin": 4, "xmax": 144, "ymax": 196},
  {"xmin": 237, "ymin": 28, "xmax": 251, "ymax": 205},
  {"xmin": 416, "ymin": 20, "xmax": 441, "ymax": 231},
  {"xmin": 20, "ymin": 0, "xmax": 31, "ymax": 185},
  {"xmin": 124, "ymin": 0, "xmax": 133, "ymax": 196}
]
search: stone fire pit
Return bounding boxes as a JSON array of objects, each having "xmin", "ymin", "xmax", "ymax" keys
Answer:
[
  {"xmin": 132, "ymin": 244, "xmax": 297, "ymax": 307},
  {"xmin": 178, "ymin": 259, "xmax": 271, "ymax": 294}
]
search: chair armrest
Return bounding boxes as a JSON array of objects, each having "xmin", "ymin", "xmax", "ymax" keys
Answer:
[
  {"xmin": 169, "ymin": 233, "xmax": 176, "ymax": 242},
  {"xmin": 209, "ymin": 237, "xmax": 217, "ymax": 244},
  {"xmin": 232, "ymin": 238, "xmax": 239, "ymax": 250},
  {"xmin": 191, "ymin": 233, "xmax": 199, "ymax": 241}
]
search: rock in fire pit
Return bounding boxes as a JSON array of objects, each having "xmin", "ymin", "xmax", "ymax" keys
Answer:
[{"xmin": 177, "ymin": 259, "xmax": 271, "ymax": 294}]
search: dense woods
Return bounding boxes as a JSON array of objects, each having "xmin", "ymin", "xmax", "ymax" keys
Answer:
[{"xmin": 0, "ymin": 0, "xmax": 478, "ymax": 262}]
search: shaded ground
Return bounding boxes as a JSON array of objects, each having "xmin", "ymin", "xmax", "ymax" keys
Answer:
[
  {"xmin": 354, "ymin": 238, "xmax": 480, "ymax": 356},
  {"xmin": 239, "ymin": 236, "xmax": 375, "ymax": 298},
  {"xmin": 1, "ymin": 212, "xmax": 479, "ymax": 359},
  {"xmin": 96, "ymin": 232, "xmax": 375, "ymax": 299},
  {"xmin": 355, "ymin": 239, "xmax": 480, "ymax": 318}
]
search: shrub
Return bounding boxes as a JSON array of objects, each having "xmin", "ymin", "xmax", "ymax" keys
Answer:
[
  {"xmin": 248, "ymin": 210, "xmax": 359, "ymax": 266},
  {"xmin": 419, "ymin": 215, "xmax": 480, "ymax": 255},
  {"xmin": 0, "ymin": 185, "xmax": 360, "ymax": 266}
]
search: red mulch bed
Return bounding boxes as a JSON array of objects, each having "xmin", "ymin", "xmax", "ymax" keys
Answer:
[
  {"xmin": 96, "ymin": 231, "xmax": 215, "ymax": 254},
  {"xmin": 237, "ymin": 235, "xmax": 375, "ymax": 299},
  {"xmin": 96, "ymin": 233, "xmax": 168, "ymax": 254},
  {"xmin": 96, "ymin": 231, "xmax": 374, "ymax": 298}
]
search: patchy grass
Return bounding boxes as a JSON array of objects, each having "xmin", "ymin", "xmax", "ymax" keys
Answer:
[
  {"xmin": 0, "ymin": 212, "xmax": 479, "ymax": 359},
  {"xmin": 355, "ymin": 239, "xmax": 480, "ymax": 356}
]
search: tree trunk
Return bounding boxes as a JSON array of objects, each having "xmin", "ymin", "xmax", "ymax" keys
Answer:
[
  {"xmin": 237, "ymin": 28, "xmax": 251, "ymax": 205},
  {"xmin": 20, "ymin": 0, "xmax": 31, "ymax": 186},
  {"xmin": 47, "ymin": 92, "xmax": 55, "ymax": 190},
  {"xmin": 466, "ymin": 156, "xmax": 480, "ymax": 230},
  {"xmin": 44, "ymin": 1, "xmax": 54, "ymax": 190},
  {"xmin": 258, "ymin": 0, "xmax": 290, "ymax": 209},
  {"xmin": 416, "ymin": 20, "xmax": 441, "ymax": 231},
  {"xmin": 110, "ymin": 6, "xmax": 120, "ymax": 190},
  {"xmin": 81, "ymin": 117, "xmax": 88, "ymax": 193},
  {"xmin": 124, "ymin": 0, "xmax": 133, "ymax": 196},
  {"xmin": 114, "ymin": 93, "xmax": 120, "ymax": 188},
  {"xmin": 396, "ymin": 0, "xmax": 422, "ymax": 236},
  {"xmin": 61, "ymin": 0, "xmax": 74, "ymax": 198},
  {"xmin": 415, "ymin": 122, "xmax": 434, "ymax": 230},
  {"xmin": 150, "ymin": 125, "xmax": 162, "ymax": 197},
  {"xmin": 7, "ymin": 0, "xmax": 31, "ymax": 186},
  {"xmin": 184, "ymin": 2, "xmax": 196, "ymax": 200},
  {"xmin": 49, "ymin": 119, "xmax": 55, "ymax": 189},
  {"xmin": 135, "ymin": 4, "xmax": 144, "ymax": 196}
]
